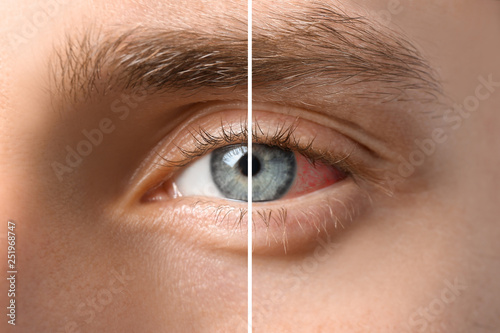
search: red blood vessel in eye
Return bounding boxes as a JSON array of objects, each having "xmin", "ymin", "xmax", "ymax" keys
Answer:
[{"xmin": 282, "ymin": 153, "xmax": 347, "ymax": 199}]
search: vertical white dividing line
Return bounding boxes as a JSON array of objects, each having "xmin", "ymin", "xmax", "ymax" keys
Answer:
[{"xmin": 247, "ymin": 0, "xmax": 253, "ymax": 331}]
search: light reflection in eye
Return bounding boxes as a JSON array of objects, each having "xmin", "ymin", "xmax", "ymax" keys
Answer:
[{"xmin": 172, "ymin": 143, "xmax": 346, "ymax": 202}]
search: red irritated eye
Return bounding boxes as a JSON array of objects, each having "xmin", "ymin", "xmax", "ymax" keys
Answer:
[{"xmin": 280, "ymin": 153, "xmax": 347, "ymax": 199}]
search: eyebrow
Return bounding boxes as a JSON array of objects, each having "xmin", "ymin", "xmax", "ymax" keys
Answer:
[
  {"xmin": 48, "ymin": 26, "xmax": 248, "ymax": 106},
  {"xmin": 48, "ymin": 4, "xmax": 441, "ymax": 108},
  {"xmin": 252, "ymin": 4, "xmax": 442, "ymax": 103}
]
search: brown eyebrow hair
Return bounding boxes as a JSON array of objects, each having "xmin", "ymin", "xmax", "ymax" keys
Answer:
[
  {"xmin": 253, "ymin": 4, "xmax": 442, "ymax": 103},
  {"xmin": 48, "ymin": 4, "xmax": 441, "ymax": 108},
  {"xmin": 48, "ymin": 26, "xmax": 248, "ymax": 106}
]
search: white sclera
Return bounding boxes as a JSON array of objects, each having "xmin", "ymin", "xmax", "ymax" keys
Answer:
[{"xmin": 174, "ymin": 153, "xmax": 224, "ymax": 198}]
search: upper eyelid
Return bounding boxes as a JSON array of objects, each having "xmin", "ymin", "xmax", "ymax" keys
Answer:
[
  {"xmin": 156, "ymin": 121, "xmax": 315, "ymax": 169},
  {"xmin": 46, "ymin": 13, "xmax": 440, "ymax": 168},
  {"xmin": 155, "ymin": 117, "xmax": 388, "ymax": 192},
  {"xmin": 157, "ymin": 123, "xmax": 248, "ymax": 168}
]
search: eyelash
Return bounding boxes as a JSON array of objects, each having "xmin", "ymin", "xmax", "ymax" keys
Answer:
[{"xmin": 157, "ymin": 119, "xmax": 358, "ymax": 180}]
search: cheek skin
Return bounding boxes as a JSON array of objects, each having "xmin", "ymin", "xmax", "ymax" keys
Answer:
[{"xmin": 13, "ymin": 203, "xmax": 247, "ymax": 331}]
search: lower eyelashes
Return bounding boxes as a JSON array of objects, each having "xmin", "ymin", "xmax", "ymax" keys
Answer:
[{"xmin": 251, "ymin": 181, "xmax": 370, "ymax": 254}]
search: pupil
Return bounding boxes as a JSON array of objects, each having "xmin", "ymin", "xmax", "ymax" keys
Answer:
[{"xmin": 238, "ymin": 154, "xmax": 261, "ymax": 177}]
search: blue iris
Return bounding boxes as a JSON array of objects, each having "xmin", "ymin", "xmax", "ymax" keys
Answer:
[{"xmin": 210, "ymin": 144, "xmax": 297, "ymax": 202}]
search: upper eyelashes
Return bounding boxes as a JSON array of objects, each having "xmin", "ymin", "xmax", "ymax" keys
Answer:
[
  {"xmin": 157, "ymin": 119, "xmax": 357, "ymax": 176},
  {"xmin": 151, "ymin": 119, "xmax": 356, "ymax": 201}
]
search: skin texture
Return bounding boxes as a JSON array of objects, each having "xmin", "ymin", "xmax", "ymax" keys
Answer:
[{"xmin": 0, "ymin": 0, "xmax": 499, "ymax": 333}]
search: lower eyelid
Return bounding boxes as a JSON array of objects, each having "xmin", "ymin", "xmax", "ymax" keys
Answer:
[
  {"xmin": 252, "ymin": 176, "xmax": 370, "ymax": 255},
  {"xmin": 129, "ymin": 175, "xmax": 368, "ymax": 254},
  {"xmin": 114, "ymin": 198, "xmax": 250, "ymax": 253}
]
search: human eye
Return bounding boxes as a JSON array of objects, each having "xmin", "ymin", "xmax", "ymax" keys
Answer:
[
  {"xmin": 134, "ymin": 103, "xmax": 387, "ymax": 254},
  {"xmin": 166, "ymin": 130, "xmax": 346, "ymax": 202}
]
